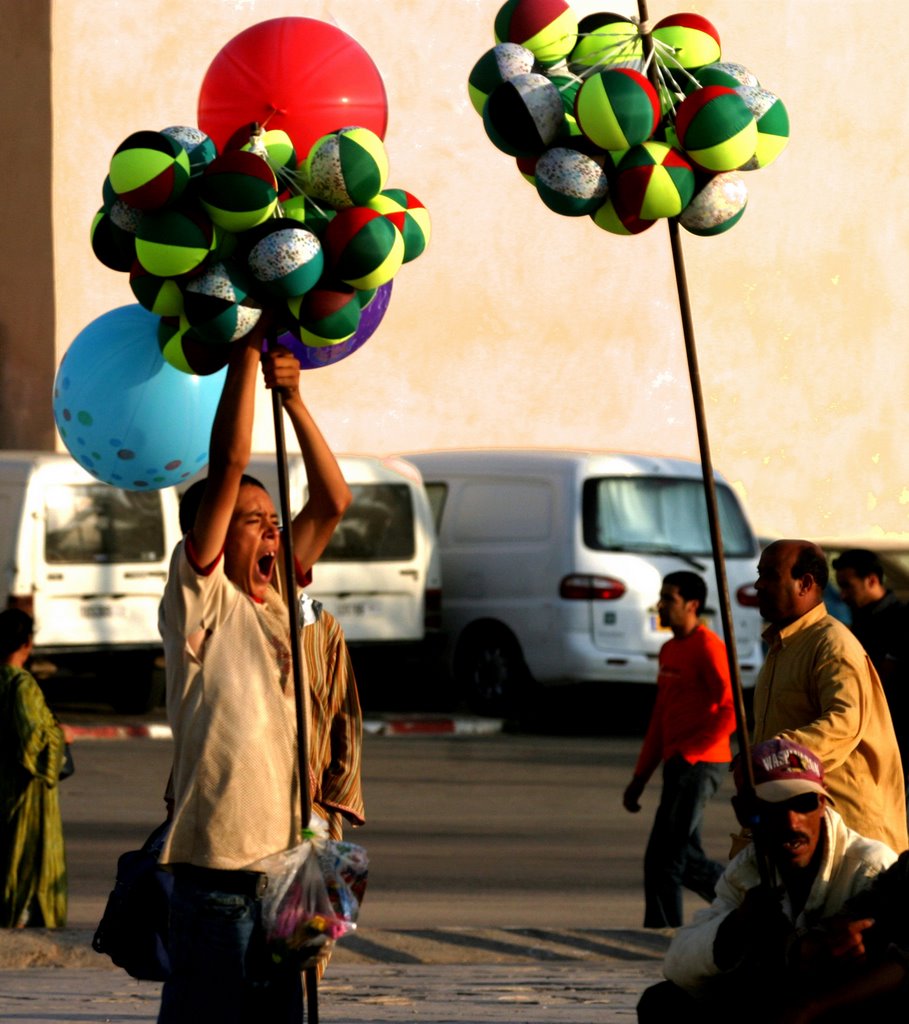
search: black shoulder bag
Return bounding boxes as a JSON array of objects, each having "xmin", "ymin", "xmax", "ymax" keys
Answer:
[{"xmin": 92, "ymin": 820, "xmax": 173, "ymax": 981}]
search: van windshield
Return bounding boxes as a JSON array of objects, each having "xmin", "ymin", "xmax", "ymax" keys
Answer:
[
  {"xmin": 321, "ymin": 483, "xmax": 415, "ymax": 561},
  {"xmin": 44, "ymin": 485, "xmax": 165, "ymax": 564},
  {"xmin": 582, "ymin": 477, "xmax": 755, "ymax": 558}
]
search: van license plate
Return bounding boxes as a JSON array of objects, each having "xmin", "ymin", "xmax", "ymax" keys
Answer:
[
  {"xmin": 82, "ymin": 605, "xmax": 113, "ymax": 618},
  {"xmin": 335, "ymin": 599, "xmax": 380, "ymax": 619}
]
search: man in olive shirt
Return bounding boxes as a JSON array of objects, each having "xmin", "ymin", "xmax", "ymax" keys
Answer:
[{"xmin": 753, "ymin": 540, "xmax": 907, "ymax": 853}]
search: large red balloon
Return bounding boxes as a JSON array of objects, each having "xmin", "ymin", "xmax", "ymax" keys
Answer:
[{"xmin": 198, "ymin": 17, "xmax": 388, "ymax": 160}]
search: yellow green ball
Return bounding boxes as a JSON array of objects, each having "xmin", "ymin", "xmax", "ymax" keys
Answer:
[
  {"xmin": 675, "ymin": 86, "xmax": 757, "ymax": 172},
  {"xmin": 570, "ymin": 13, "xmax": 641, "ymax": 71},
  {"xmin": 735, "ymin": 86, "xmax": 790, "ymax": 170},
  {"xmin": 612, "ymin": 141, "xmax": 696, "ymax": 220},
  {"xmin": 493, "ymin": 0, "xmax": 578, "ymax": 68}
]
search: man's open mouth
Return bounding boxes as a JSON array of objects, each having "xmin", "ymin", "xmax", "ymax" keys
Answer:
[{"xmin": 258, "ymin": 552, "xmax": 276, "ymax": 578}]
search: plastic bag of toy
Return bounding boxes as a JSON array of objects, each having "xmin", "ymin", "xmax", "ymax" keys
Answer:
[{"xmin": 252, "ymin": 833, "xmax": 368, "ymax": 965}]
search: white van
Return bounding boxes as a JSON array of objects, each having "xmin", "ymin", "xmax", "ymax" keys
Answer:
[
  {"xmin": 244, "ymin": 453, "xmax": 443, "ymax": 673},
  {"xmin": 403, "ymin": 449, "xmax": 763, "ymax": 714},
  {"xmin": 0, "ymin": 451, "xmax": 182, "ymax": 711}
]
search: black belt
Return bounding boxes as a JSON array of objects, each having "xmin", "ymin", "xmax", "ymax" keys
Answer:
[{"xmin": 171, "ymin": 864, "xmax": 268, "ymax": 898}]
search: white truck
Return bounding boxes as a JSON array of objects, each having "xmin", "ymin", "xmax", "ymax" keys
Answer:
[
  {"xmin": 403, "ymin": 448, "xmax": 764, "ymax": 715},
  {"xmin": 0, "ymin": 451, "xmax": 182, "ymax": 712}
]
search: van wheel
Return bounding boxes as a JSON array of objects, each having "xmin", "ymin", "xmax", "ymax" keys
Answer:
[
  {"xmin": 455, "ymin": 627, "xmax": 528, "ymax": 717},
  {"xmin": 106, "ymin": 658, "xmax": 163, "ymax": 715}
]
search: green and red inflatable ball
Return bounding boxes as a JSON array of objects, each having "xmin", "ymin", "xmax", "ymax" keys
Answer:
[
  {"xmin": 652, "ymin": 13, "xmax": 721, "ymax": 69},
  {"xmin": 287, "ymin": 285, "xmax": 362, "ymax": 347},
  {"xmin": 129, "ymin": 262, "xmax": 184, "ymax": 317},
  {"xmin": 675, "ymin": 86, "xmax": 757, "ymax": 172},
  {"xmin": 365, "ymin": 189, "xmax": 431, "ymax": 263},
  {"xmin": 134, "ymin": 206, "xmax": 217, "ymax": 278},
  {"xmin": 323, "ymin": 207, "xmax": 405, "ymax": 291},
  {"xmin": 575, "ymin": 68, "xmax": 660, "ymax": 152},
  {"xmin": 612, "ymin": 142, "xmax": 696, "ymax": 221},
  {"xmin": 494, "ymin": 0, "xmax": 578, "ymax": 68},
  {"xmin": 198, "ymin": 150, "xmax": 279, "ymax": 233},
  {"xmin": 108, "ymin": 130, "xmax": 191, "ymax": 211},
  {"xmin": 569, "ymin": 12, "xmax": 641, "ymax": 71},
  {"xmin": 591, "ymin": 194, "xmax": 656, "ymax": 236},
  {"xmin": 158, "ymin": 316, "xmax": 232, "ymax": 376}
]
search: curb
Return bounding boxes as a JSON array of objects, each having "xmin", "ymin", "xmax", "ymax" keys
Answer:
[{"xmin": 65, "ymin": 716, "xmax": 505, "ymax": 742}]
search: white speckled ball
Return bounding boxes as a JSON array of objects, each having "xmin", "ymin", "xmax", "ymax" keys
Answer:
[
  {"xmin": 695, "ymin": 62, "xmax": 760, "ymax": 90},
  {"xmin": 247, "ymin": 220, "xmax": 324, "ymax": 299},
  {"xmin": 468, "ymin": 42, "xmax": 537, "ymax": 116},
  {"xmin": 535, "ymin": 147, "xmax": 610, "ymax": 216},
  {"xmin": 679, "ymin": 172, "xmax": 748, "ymax": 236}
]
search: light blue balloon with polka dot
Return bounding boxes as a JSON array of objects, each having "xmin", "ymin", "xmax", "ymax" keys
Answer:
[{"xmin": 52, "ymin": 304, "xmax": 226, "ymax": 490}]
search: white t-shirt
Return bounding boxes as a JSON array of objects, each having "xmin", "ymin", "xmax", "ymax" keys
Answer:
[{"xmin": 158, "ymin": 540, "xmax": 301, "ymax": 869}]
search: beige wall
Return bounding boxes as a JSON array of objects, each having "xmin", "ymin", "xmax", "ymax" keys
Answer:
[{"xmin": 41, "ymin": 0, "xmax": 909, "ymax": 540}]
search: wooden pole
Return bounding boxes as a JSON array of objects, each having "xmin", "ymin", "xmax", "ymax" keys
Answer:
[
  {"xmin": 271, "ymin": 387, "xmax": 313, "ymax": 830},
  {"xmin": 636, "ymin": 1, "xmax": 767, "ymax": 880},
  {"xmin": 271, "ymin": 385, "xmax": 320, "ymax": 1020}
]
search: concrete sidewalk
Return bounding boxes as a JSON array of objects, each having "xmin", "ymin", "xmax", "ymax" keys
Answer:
[
  {"xmin": 0, "ymin": 963, "xmax": 659, "ymax": 1022},
  {"xmin": 0, "ymin": 927, "xmax": 665, "ymax": 1022}
]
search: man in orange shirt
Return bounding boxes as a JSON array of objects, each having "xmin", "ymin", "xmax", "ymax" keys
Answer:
[{"xmin": 623, "ymin": 571, "xmax": 735, "ymax": 929}]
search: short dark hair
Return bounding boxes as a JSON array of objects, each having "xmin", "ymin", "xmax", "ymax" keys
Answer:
[
  {"xmin": 831, "ymin": 548, "xmax": 884, "ymax": 583},
  {"xmin": 178, "ymin": 474, "xmax": 269, "ymax": 535},
  {"xmin": 0, "ymin": 608, "xmax": 34, "ymax": 659},
  {"xmin": 791, "ymin": 544, "xmax": 829, "ymax": 590},
  {"xmin": 663, "ymin": 571, "xmax": 707, "ymax": 612}
]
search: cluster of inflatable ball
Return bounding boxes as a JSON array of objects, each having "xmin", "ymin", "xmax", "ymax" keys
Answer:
[
  {"xmin": 91, "ymin": 34, "xmax": 429, "ymax": 378},
  {"xmin": 469, "ymin": 0, "xmax": 789, "ymax": 236},
  {"xmin": 55, "ymin": 17, "xmax": 428, "ymax": 492}
]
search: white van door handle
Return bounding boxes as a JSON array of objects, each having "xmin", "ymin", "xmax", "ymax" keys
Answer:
[
  {"xmin": 399, "ymin": 569, "xmax": 418, "ymax": 579},
  {"xmin": 123, "ymin": 571, "xmax": 168, "ymax": 579}
]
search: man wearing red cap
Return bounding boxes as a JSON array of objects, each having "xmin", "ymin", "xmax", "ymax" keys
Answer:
[{"xmin": 636, "ymin": 738, "xmax": 898, "ymax": 1022}]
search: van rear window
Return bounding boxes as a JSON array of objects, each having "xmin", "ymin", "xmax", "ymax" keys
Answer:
[
  {"xmin": 582, "ymin": 477, "xmax": 755, "ymax": 558},
  {"xmin": 321, "ymin": 484, "xmax": 415, "ymax": 561},
  {"xmin": 44, "ymin": 485, "xmax": 165, "ymax": 564}
]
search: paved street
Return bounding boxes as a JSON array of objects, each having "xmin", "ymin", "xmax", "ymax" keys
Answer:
[
  {"xmin": 0, "ymin": 694, "xmax": 743, "ymax": 1020},
  {"xmin": 49, "ymin": 723, "xmax": 737, "ymax": 933}
]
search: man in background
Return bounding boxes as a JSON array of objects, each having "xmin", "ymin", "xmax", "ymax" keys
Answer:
[
  {"xmin": 833, "ymin": 547, "xmax": 908, "ymax": 781},
  {"xmin": 752, "ymin": 539, "xmax": 906, "ymax": 852},
  {"xmin": 623, "ymin": 571, "xmax": 735, "ymax": 930}
]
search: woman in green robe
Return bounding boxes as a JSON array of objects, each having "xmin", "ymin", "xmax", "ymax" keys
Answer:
[{"xmin": 0, "ymin": 608, "xmax": 67, "ymax": 927}]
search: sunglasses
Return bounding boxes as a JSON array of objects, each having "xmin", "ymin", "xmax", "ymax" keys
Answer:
[{"xmin": 758, "ymin": 792, "xmax": 821, "ymax": 815}]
